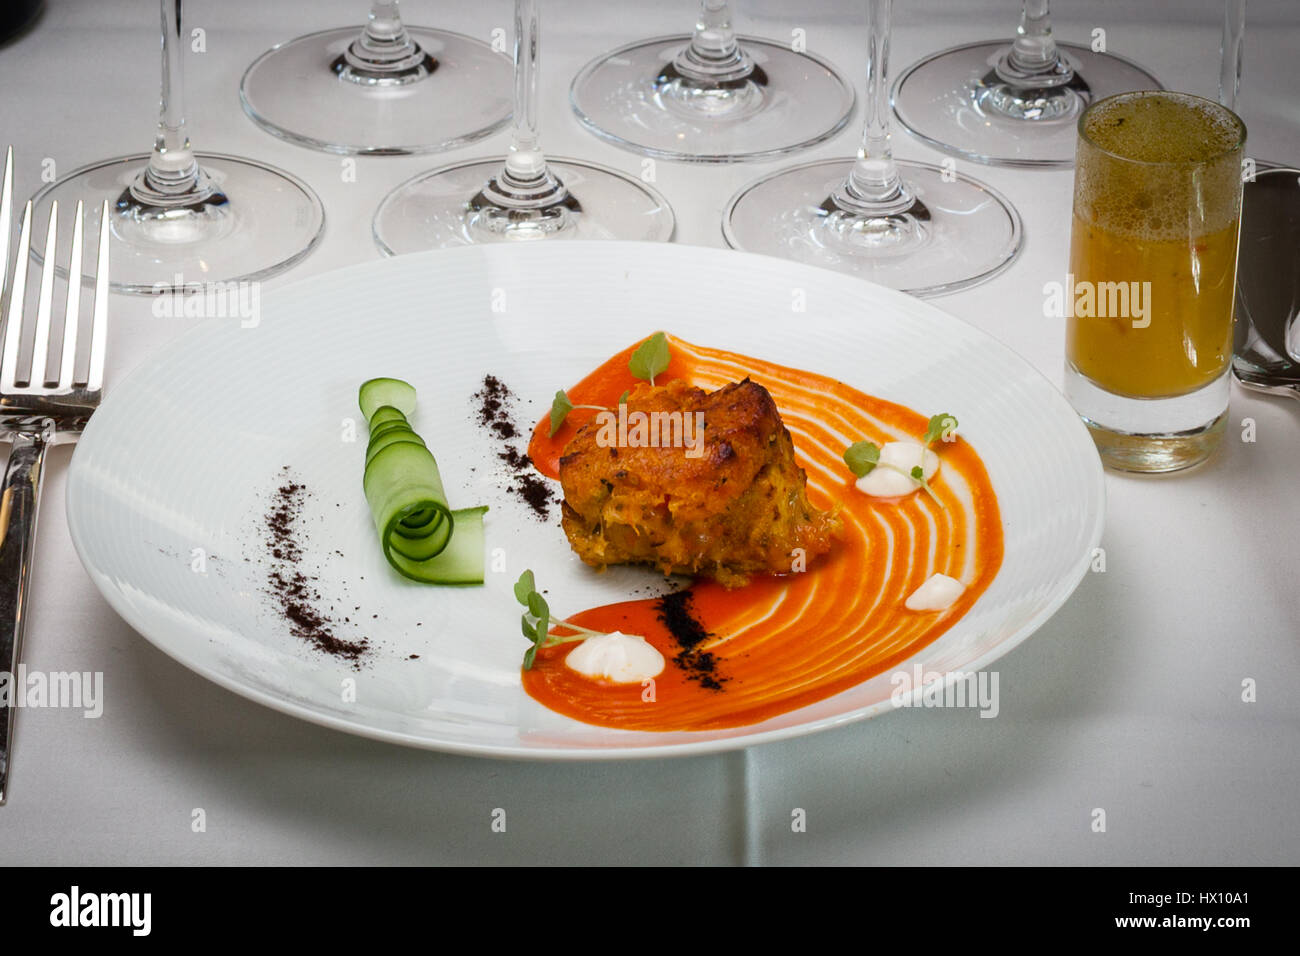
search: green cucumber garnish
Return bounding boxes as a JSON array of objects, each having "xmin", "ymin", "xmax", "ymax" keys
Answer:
[
  {"xmin": 359, "ymin": 380, "xmax": 486, "ymax": 584},
  {"xmin": 359, "ymin": 377, "xmax": 418, "ymax": 421}
]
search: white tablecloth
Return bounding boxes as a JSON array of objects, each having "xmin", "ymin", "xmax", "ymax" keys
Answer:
[{"xmin": 0, "ymin": 0, "xmax": 1296, "ymax": 865}]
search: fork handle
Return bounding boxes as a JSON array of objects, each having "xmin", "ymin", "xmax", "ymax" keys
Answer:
[{"xmin": 0, "ymin": 422, "xmax": 52, "ymax": 804}]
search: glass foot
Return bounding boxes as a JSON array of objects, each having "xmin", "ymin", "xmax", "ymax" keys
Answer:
[
  {"xmin": 241, "ymin": 26, "xmax": 512, "ymax": 155},
  {"xmin": 373, "ymin": 157, "xmax": 674, "ymax": 254},
  {"xmin": 892, "ymin": 40, "xmax": 1161, "ymax": 167},
  {"xmin": 29, "ymin": 153, "xmax": 324, "ymax": 294},
  {"xmin": 723, "ymin": 158, "xmax": 1022, "ymax": 297},
  {"xmin": 570, "ymin": 35, "xmax": 855, "ymax": 163}
]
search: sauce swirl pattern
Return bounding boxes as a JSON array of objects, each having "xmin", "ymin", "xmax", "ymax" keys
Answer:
[{"xmin": 525, "ymin": 335, "xmax": 1003, "ymax": 731}]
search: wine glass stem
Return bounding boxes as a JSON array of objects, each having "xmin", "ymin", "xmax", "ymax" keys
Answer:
[
  {"xmin": 364, "ymin": 1, "xmax": 409, "ymax": 50},
  {"xmin": 141, "ymin": 0, "xmax": 205, "ymax": 198},
  {"xmin": 337, "ymin": 0, "xmax": 433, "ymax": 80},
  {"xmin": 693, "ymin": 0, "xmax": 738, "ymax": 61},
  {"xmin": 672, "ymin": 0, "xmax": 752, "ymax": 82},
  {"xmin": 1008, "ymin": 0, "xmax": 1061, "ymax": 74},
  {"xmin": 1219, "ymin": 0, "xmax": 1245, "ymax": 110},
  {"xmin": 468, "ymin": 0, "xmax": 574, "ymax": 229},
  {"xmin": 505, "ymin": 0, "xmax": 546, "ymax": 180},
  {"xmin": 841, "ymin": 0, "xmax": 909, "ymax": 208},
  {"xmin": 986, "ymin": 0, "xmax": 1078, "ymax": 119}
]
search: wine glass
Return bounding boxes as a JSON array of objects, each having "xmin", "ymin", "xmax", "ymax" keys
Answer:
[
  {"xmin": 891, "ymin": 0, "xmax": 1162, "ymax": 168},
  {"xmin": 240, "ymin": 2, "xmax": 512, "ymax": 155},
  {"xmin": 30, "ymin": 0, "xmax": 323, "ymax": 295},
  {"xmin": 723, "ymin": 0, "xmax": 1021, "ymax": 297},
  {"xmin": 373, "ymin": 0, "xmax": 674, "ymax": 253},
  {"xmin": 569, "ymin": 0, "xmax": 855, "ymax": 163}
]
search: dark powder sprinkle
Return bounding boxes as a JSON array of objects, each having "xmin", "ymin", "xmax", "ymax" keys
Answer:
[
  {"xmin": 472, "ymin": 373, "xmax": 558, "ymax": 520},
  {"xmin": 656, "ymin": 589, "xmax": 727, "ymax": 691},
  {"xmin": 498, "ymin": 446, "xmax": 556, "ymax": 518},
  {"xmin": 262, "ymin": 468, "xmax": 369, "ymax": 667}
]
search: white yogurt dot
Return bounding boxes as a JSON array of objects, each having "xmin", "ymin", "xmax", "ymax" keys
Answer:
[
  {"xmin": 905, "ymin": 573, "xmax": 965, "ymax": 611},
  {"xmin": 855, "ymin": 441, "xmax": 940, "ymax": 498},
  {"xmin": 564, "ymin": 631, "xmax": 665, "ymax": 683}
]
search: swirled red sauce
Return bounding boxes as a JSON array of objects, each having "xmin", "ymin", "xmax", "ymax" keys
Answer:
[{"xmin": 524, "ymin": 335, "xmax": 1002, "ymax": 731}]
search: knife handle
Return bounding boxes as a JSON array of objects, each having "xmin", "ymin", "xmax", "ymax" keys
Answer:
[{"xmin": 0, "ymin": 423, "xmax": 51, "ymax": 805}]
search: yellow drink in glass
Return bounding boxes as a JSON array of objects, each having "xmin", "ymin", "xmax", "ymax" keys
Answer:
[{"xmin": 1064, "ymin": 91, "xmax": 1246, "ymax": 472}]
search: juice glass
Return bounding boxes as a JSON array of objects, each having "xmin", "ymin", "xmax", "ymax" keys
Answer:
[{"xmin": 1064, "ymin": 91, "xmax": 1246, "ymax": 472}]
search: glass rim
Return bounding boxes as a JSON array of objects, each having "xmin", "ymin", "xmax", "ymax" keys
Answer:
[{"xmin": 1077, "ymin": 90, "xmax": 1247, "ymax": 168}]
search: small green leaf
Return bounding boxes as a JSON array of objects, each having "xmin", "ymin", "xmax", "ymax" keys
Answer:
[
  {"xmin": 523, "ymin": 645, "xmax": 537, "ymax": 670},
  {"xmin": 527, "ymin": 591, "xmax": 549, "ymax": 620},
  {"xmin": 521, "ymin": 615, "xmax": 537, "ymax": 641},
  {"xmin": 628, "ymin": 332, "xmax": 670, "ymax": 385},
  {"xmin": 618, "ymin": 389, "xmax": 630, "ymax": 406},
  {"xmin": 549, "ymin": 390, "xmax": 574, "ymax": 437},
  {"xmin": 514, "ymin": 570, "xmax": 535, "ymax": 606},
  {"xmin": 924, "ymin": 413, "xmax": 958, "ymax": 446},
  {"xmin": 843, "ymin": 441, "xmax": 880, "ymax": 477},
  {"xmin": 536, "ymin": 608, "xmax": 550, "ymax": 647}
]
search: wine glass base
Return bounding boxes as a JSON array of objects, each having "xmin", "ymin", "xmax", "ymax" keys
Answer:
[
  {"xmin": 892, "ymin": 40, "xmax": 1162, "ymax": 168},
  {"xmin": 241, "ymin": 26, "xmax": 512, "ymax": 155},
  {"xmin": 373, "ymin": 158, "xmax": 675, "ymax": 255},
  {"xmin": 29, "ymin": 153, "xmax": 325, "ymax": 294},
  {"xmin": 722, "ymin": 158, "xmax": 1022, "ymax": 297},
  {"xmin": 570, "ymin": 35, "xmax": 855, "ymax": 163}
]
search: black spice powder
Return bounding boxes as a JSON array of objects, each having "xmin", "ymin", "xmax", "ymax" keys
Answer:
[
  {"xmin": 262, "ymin": 467, "xmax": 369, "ymax": 667},
  {"xmin": 472, "ymin": 374, "xmax": 558, "ymax": 520},
  {"xmin": 656, "ymin": 589, "xmax": 727, "ymax": 691}
]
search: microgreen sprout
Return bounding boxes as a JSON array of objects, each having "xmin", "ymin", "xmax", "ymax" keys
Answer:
[
  {"xmin": 515, "ymin": 569, "xmax": 606, "ymax": 670},
  {"xmin": 628, "ymin": 331, "xmax": 670, "ymax": 385},
  {"xmin": 843, "ymin": 441, "xmax": 880, "ymax": 477},
  {"xmin": 548, "ymin": 389, "xmax": 609, "ymax": 437},
  {"xmin": 842, "ymin": 413, "xmax": 958, "ymax": 507},
  {"xmin": 547, "ymin": 334, "xmax": 672, "ymax": 436},
  {"xmin": 923, "ymin": 413, "xmax": 959, "ymax": 446}
]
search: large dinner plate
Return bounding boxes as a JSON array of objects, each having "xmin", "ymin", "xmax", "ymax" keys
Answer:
[{"xmin": 66, "ymin": 242, "xmax": 1104, "ymax": 759}]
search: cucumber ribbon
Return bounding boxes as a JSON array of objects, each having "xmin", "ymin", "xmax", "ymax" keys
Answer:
[{"xmin": 359, "ymin": 377, "xmax": 486, "ymax": 584}]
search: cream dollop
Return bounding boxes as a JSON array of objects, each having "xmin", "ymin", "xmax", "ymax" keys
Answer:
[
  {"xmin": 564, "ymin": 631, "xmax": 665, "ymax": 683},
  {"xmin": 905, "ymin": 573, "xmax": 965, "ymax": 611},
  {"xmin": 855, "ymin": 441, "xmax": 941, "ymax": 498}
]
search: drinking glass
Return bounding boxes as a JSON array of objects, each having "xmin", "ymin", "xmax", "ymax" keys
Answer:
[
  {"xmin": 722, "ymin": 0, "xmax": 1021, "ymax": 297},
  {"xmin": 1064, "ymin": 91, "xmax": 1246, "ymax": 472},
  {"xmin": 892, "ymin": 0, "xmax": 1161, "ymax": 167},
  {"xmin": 30, "ymin": 0, "xmax": 323, "ymax": 294},
  {"xmin": 241, "ymin": 1, "xmax": 512, "ymax": 155},
  {"xmin": 569, "ymin": 0, "xmax": 855, "ymax": 162},
  {"xmin": 373, "ymin": 0, "xmax": 674, "ymax": 253}
]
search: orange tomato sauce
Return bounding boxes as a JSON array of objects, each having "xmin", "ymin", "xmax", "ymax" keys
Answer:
[{"xmin": 524, "ymin": 335, "xmax": 1003, "ymax": 731}]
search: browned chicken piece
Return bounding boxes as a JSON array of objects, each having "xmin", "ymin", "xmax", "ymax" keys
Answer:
[{"xmin": 558, "ymin": 378, "xmax": 841, "ymax": 588}]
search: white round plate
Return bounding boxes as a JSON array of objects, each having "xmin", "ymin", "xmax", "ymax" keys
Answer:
[{"xmin": 66, "ymin": 243, "xmax": 1104, "ymax": 759}]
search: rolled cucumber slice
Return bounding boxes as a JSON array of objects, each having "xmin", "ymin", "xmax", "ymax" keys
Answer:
[
  {"xmin": 359, "ymin": 378, "xmax": 418, "ymax": 422},
  {"xmin": 358, "ymin": 378, "xmax": 486, "ymax": 585},
  {"xmin": 366, "ymin": 405, "xmax": 408, "ymax": 429},
  {"xmin": 384, "ymin": 507, "xmax": 487, "ymax": 584},
  {"xmin": 365, "ymin": 431, "xmax": 426, "ymax": 468}
]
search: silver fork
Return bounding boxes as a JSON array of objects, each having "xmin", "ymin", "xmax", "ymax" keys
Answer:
[{"xmin": 0, "ymin": 147, "xmax": 109, "ymax": 804}]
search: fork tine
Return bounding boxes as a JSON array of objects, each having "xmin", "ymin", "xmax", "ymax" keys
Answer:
[
  {"xmin": 57, "ymin": 201, "xmax": 84, "ymax": 390},
  {"xmin": 0, "ymin": 200, "xmax": 32, "ymax": 392},
  {"xmin": 0, "ymin": 147, "xmax": 12, "ymax": 309},
  {"xmin": 85, "ymin": 200, "xmax": 110, "ymax": 393},
  {"xmin": 28, "ymin": 200, "xmax": 58, "ymax": 387}
]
